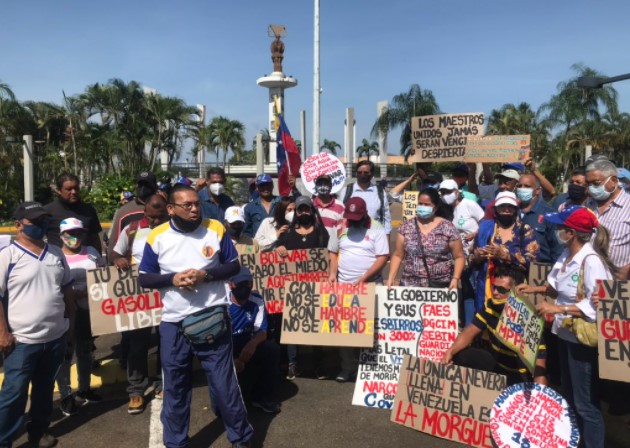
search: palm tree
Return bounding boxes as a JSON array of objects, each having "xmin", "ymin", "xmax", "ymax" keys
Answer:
[
  {"xmin": 0, "ymin": 81, "xmax": 15, "ymax": 101},
  {"xmin": 320, "ymin": 139, "xmax": 341, "ymax": 155},
  {"xmin": 356, "ymin": 139, "xmax": 379, "ymax": 160},
  {"xmin": 206, "ymin": 116, "xmax": 245, "ymax": 167},
  {"xmin": 371, "ymin": 84, "xmax": 440, "ymax": 160}
]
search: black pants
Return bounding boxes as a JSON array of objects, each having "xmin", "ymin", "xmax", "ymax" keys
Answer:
[{"xmin": 235, "ymin": 340, "xmax": 280, "ymax": 402}]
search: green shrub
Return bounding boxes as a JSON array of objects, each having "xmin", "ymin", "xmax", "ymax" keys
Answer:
[{"xmin": 85, "ymin": 175, "xmax": 136, "ymax": 222}]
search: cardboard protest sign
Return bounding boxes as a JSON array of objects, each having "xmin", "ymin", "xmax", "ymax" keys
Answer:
[
  {"xmin": 353, "ymin": 286, "xmax": 458, "ymax": 409},
  {"xmin": 525, "ymin": 262, "xmax": 555, "ymax": 324},
  {"xmin": 87, "ymin": 266, "xmax": 162, "ymax": 336},
  {"xmin": 410, "ymin": 112, "xmax": 485, "ymax": 163},
  {"xmin": 280, "ymin": 282, "xmax": 375, "ymax": 347},
  {"xmin": 490, "ymin": 383, "xmax": 579, "ymax": 448},
  {"xmin": 495, "ymin": 295, "xmax": 544, "ymax": 375},
  {"xmin": 391, "ymin": 356, "xmax": 506, "ymax": 448},
  {"xmin": 300, "ymin": 152, "xmax": 346, "ymax": 195},
  {"xmin": 597, "ymin": 280, "xmax": 630, "ymax": 382},
  {"xmin": 239, "ymin": 248, "xmax": 329, "ymax": 314},
  {"xmin": 402, "ymin": 191, "xmax": 419, "ymax": 222},
  {"xmin": 464, "ymin": 135, "xmax": 531, "ymax": 163}
]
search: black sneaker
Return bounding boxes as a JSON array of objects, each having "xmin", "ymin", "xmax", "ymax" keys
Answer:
[
  {"xmin": 251, "ymin": 400, "xmax": 281, "ymax": 414},
  {"xmin": 286, "ymin": 363, "xmax": 297, "ymax": 381},
  {"xmin": 27, "ymin": 432, "xmax": 58, "ymax": 448},
  {"xmin": 60, "ymin": 395, "xmax": 78, "ymax": 417},
  {"xmin": 75, "ymin": 389, "xmax": 102, "ymax": 405}
]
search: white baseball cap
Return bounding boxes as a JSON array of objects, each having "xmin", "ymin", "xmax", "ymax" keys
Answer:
[
  {"xmin": 439, "ymin": 179, "xmax": 459, "ymax": 191},
  {"xmin": 225, "ymin": 206, "xmax": 245, "ymax": 224},
  {"xmin": 494, "ymin": 169, "xmax": 520, "ymax": 181},
  {"xmin": 494, "ymin": 191, "xmax": 518, "ymax": 207},
  {"xmin": 60, "ymin": 217, "xmax": 86, "ymax": 233}
]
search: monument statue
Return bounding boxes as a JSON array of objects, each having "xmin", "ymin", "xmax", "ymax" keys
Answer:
[{"xmin": 268, "ymin": 24, "xmax": 287, "ymax": 73}]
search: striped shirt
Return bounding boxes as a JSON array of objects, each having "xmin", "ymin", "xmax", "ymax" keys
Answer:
[
  {"xmin": 472, "ymin": 295, "xmax": 546, "ymax": 375},
  {"xmin": 313, "ymin": 197, "xmax": 345, "ymax": 234},
  {"xmin": 592, "ymin": 189, "xmax": 630, "ymax": 269}
]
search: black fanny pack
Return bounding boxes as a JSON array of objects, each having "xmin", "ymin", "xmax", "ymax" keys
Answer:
[{"xmin": 180, "ymin": 305, "xmax": 229, "ymax": 346}]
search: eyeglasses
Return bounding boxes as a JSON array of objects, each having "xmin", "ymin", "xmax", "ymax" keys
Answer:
[
  {"xmin": 170, "ymin": 201, "xmax": 201, "ymax": 211},
  {"xmin": 491, "ymin": 285, "xmax": 511, "ymax": 295}
]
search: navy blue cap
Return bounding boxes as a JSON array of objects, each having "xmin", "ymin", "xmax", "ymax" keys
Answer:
[
  {"xmin": 231, "ymin": 267, "xmax": 253, "ymax": 284},
  {"xmin": 452, "ymin": 163, "xmax": 469, "ymax": 175},
  {"xmin": 503, "ymin": 162, "xmax": 526, "ymax": 173},
  {"xmin": 256, "ymin": 174, "xmax": 273, "ymax": 185}
]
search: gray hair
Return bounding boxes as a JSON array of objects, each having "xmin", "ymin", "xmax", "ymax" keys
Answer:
[{"xmin": 586, "ymin": 159, "xmax": 617, "ymax": 177}]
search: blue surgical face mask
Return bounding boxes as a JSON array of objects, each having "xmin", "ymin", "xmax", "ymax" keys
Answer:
[
  {"xmin": 22, "ymin": 222, "xmax": 47, "ymax": 240},
  {"xmin": 416, "ymin": 205, "xmax": 434, "ymax": 219},
  {"xmin": 516, "ymin": 187, "xmax": 534, "ymax": 203},
  {"xmin": 588, "ymin": 177, "xmax": 613, "ymax": 201}
]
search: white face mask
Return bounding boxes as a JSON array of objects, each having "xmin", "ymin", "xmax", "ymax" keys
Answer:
[
  {"xmin": 442, "ymin": 192, "xmax": 458, "ymax": 205},
  {"xmin": 209, "ymin": 183, "xmax": 224, "ymax": 196},
  {"xmin": 285, "ymin": 211, "xmax": 295, "ymax": 223}
]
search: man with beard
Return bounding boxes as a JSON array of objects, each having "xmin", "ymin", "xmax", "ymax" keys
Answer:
[
  {"xmin": 107, "ymin": 171, "xmax": 158, "ymax": 259},
  {"xmin": 44, "ymin": 173, "xmax": 102, "ymax": 252},
  {"xmin": 139, "ymin": 184, "xmax": 252, "ymax": 448},
  {"xmin": 328, "ymin": 197, "xmax": 389, "ymax": 382}
]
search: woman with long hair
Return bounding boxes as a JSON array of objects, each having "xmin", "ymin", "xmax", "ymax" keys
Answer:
[
  {"xmin": 387, "ymin": 188, "xmax": 465, "ymax": 290},
  {"xmin": 517, "ymin": 206, "xmax": 615, "ymax": 448},
  {"xmin": 254, "ymin": 196, "xmax": 295, "ymax": 251}
]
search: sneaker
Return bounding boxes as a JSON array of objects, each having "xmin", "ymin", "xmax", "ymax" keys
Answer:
[
  {"xmin": 75, "ymin": 389, "xmax": 102, "ymax": 404},
  {"xmin": 335, "ymin": 371, "xmax": 354, "ymax": 383},
  {"xmin": 27, "ymin": 433, "xmax": 58, "ymax": 448},
  {"xmin": 286, "ymin": 363, "xmax": 297, "ymax": 381},
  {"xmin": 60, "ymin": 395, "xmax": 78, "ymax": 416},
  {"xmin": 315, "ymin": 368, "xmax": 329, "ymax": 380},
  {"xmin": 128, "ymin": 395, "xmax": 144, "ymax": 415},
  {"xmin": 251, "ymin": 400, "xmax": 281, "ymax": 414}
]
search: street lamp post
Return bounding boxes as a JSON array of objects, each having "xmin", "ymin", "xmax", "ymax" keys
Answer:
[{"xmin": 577, "ymin": 73, "xmax": 630, "ymax": 89}]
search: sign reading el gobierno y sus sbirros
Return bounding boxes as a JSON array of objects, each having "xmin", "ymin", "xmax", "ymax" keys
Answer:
[{"xmin": 87, "ymin": 265, "xmax": 162, "ymax": 336}]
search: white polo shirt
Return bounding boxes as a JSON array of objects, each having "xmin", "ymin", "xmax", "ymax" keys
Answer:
[
  {"xmin": 139, "ymin": 219, "xmax": 238, "ymax": 323},
  {"xmin": 547, "ymin": 243, "xmax": 612, "ymax": 343},
  {"xmin": 0, "ymin": 242, "xmax": 72, "ymax": 344},
  {"xmin": 329, "ymin": 219, "xmax": 389, "ymax": 283}
]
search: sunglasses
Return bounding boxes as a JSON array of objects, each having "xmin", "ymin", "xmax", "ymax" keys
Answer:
[{"xmin": 491, "ymin": 285, "xmax": 511, "ymax": 295}]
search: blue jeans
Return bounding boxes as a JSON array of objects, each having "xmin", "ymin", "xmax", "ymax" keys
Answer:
[
  {"xmin": 0, "ymin": 337, "xmax": 65, "ymax": 447},
  {"xmin": 56, "ymin": 335, "xmax": 93, "ymax": 398},
  {"xmin": 558, "ymin": 339, "xmax": 604, "ymax": 448}
]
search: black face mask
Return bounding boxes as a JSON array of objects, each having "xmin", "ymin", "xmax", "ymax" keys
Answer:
[
  {"xmin": 228, "ymin": 226, "xmax": 243, "ymax": 239},
  {"xmin": 568, "ymin": 184, "xmax": 587, "ymax": 202},
  {"xmin": 496, "ymin": 213, "xmax": 517, "ymax": 227},
  {"xmin": 172, "ymin": 214, "xmax": 202, "ymax": 233},
  {"xmin": 136, "ymin": 185, "xmax": 156, "ymax": 201},
  {"xmin": 349, "ymin": 217, "xmax": 366, "ymax": 228},
  {"xmin": 296, "ymin": 214, "xmax": 314, "ymax": 226},
  {"xmin": 232, "ymin": 284, "xmax": 252, "ymax": 301},
  {"xmin": 357, "ymin": 174, "xmax": 372, "ymax": 184}
]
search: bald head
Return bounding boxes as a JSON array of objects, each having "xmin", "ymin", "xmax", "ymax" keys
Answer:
[{"xmin": 517, "ymin": 174, "xmax": 540, "ymax": 190}]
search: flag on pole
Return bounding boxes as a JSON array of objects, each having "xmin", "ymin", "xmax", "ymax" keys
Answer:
[{"xmin": 275, "ymin": 109, "xmax": 302, "ymax": 196}]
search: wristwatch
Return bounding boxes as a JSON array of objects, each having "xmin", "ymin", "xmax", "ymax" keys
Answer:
[{"xmin": 204, "ymin": 271, "xmax": 213, "ymax": 283}]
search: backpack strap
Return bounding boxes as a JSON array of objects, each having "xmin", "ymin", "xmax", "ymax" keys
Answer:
[
  {"xmin": 342, "ymin": 183, "xmax": 354, "ymax": 204},
  {"xmin": 125, "ymin": 219, "xmax": 142, "ymax": 258},
  {"xmin": 376, "ymin": 184, "xmax": 385, "ymax": 223},
  {"xmin": 576, "ymin": 254, "xmax": 600, "ymax": 302}
]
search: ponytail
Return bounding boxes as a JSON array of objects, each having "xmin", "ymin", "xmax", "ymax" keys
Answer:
[{"xmin": 591, "ymin": 226, "xmax": 619, "ymax": 277}]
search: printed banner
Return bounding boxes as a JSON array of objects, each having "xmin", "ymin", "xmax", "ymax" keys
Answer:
[
  {"xmin": 402, "ymin": 191, "xmax": 419, "ymax": 222},
  {"xmin": 525, "ymin": 262, "xmax": 555, "ymax": 323},
  {"xmin": 391, "ymin": 356, "xmax": 506, "ymax": 448},
  {"xmin": 597, "ymin": 280, "xmax": 630, "ymax": 382},
  {"xmin": 464, "ymin": 135, "xmax": 531, "ymax": 163},
  {"xmin": 490, "ymin": 383, "xmax": 579, "ymax": 448},
  {"xmin": 87, "ymin": 266, "xmax": 162, "ymax": 336},
  {"xmin": 353, "ymin": 286, "xmax": 458, "ymax": 409},
  {"xmin": 495, "ymin": 295, "xmax": 544, "ymax": 375},
  {"xmin": 410, "ymin": 112, "xmax": 485, "ymax": 163},
  {"xmin": 280, "ymin": 282, "xmax": 376, "ymax": 347},
  {"xmin": 300, "ymin": 152, "xmax": 346, "ymax": 195},
  {"xmin": 239, "ymin": 248, "xmax": 330, "ymax": 314}
]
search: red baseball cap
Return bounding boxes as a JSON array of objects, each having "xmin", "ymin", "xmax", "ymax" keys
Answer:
[
  {"xmin": 544, "ymin": 206, "xmax": 599, "ymax": 233},
  {"xmin": 344, "ymin": 197, "xmax": 367, "ymax": 220}
]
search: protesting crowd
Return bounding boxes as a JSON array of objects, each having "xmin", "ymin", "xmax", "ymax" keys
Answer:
[{"xmin": 1, "ymin": 153, "xmax": 629, "ymax": 448}]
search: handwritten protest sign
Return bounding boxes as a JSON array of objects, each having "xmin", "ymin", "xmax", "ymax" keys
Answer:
[
  {"xmin": 490, "ymin": 383, "xmax": 579, "ymax": 448},
  {"xmin": 391, "ymin": 356, "xmax": 506, "ymax": 448},
  {"xmin": 525, "ymin": 262, "xmax": 555, "ymax": 324},
  {"xmin": 87, "ymin": 266, "xmax": 162, "ymax": 336},
  {"xmin": 300, "ymin": 152, "xmax": 346, "ymax": 195},
  {"xmin": 402, "ymin": 191, "xmax": 419, "ymax": 222},
  {"xmin": 239, "ymin": 248, "xmax": 329, "ymax": 314},
  {"xmin": 597, "ymin": 280, "xmax": 630, "ymax": 382},
  {"xmin": 353, "ymin": 286, "xmax": 458, "ymax": 409},
  {"xmin": 495, "ymin": 295, "xmax": 543, "ymax": 375},
  {"xmin": 410, "ymin": 112, "xmax": 485, "ymax": 163},
  {"xmin": 280, "ymin": 282, "xmax": 375, "ymax": 347},
  {"xmin": 464, "ymin": 135, "xmax": 531, "ymax": 163}
]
